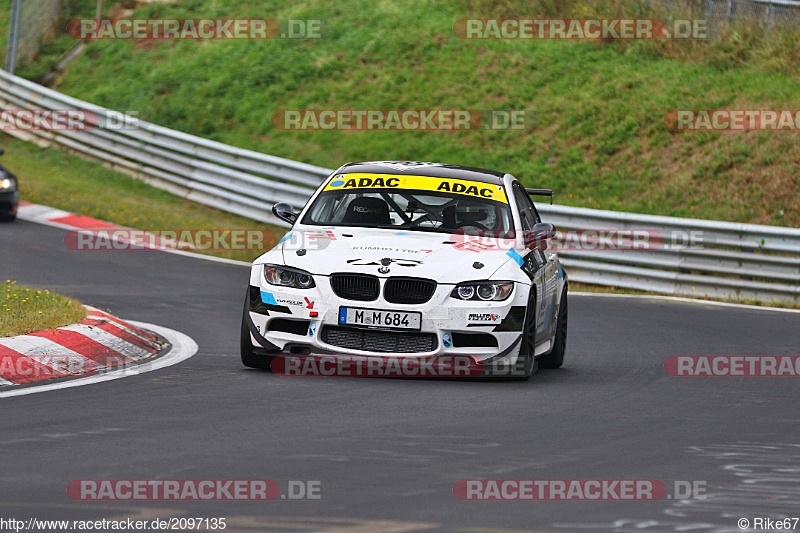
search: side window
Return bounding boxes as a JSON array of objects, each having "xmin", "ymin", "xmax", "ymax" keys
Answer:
[
  {"xmin": 512, "ymin": 183, "xmax": 536, "ymax": 230},
  {"xmin": 531, "ymin": 203, "xmax": 542, "ymax": 224}
]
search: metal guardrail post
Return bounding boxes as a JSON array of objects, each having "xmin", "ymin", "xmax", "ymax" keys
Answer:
[{"xmin": 5, "ymin": 0, "xmax": 22, "ymax": 74}]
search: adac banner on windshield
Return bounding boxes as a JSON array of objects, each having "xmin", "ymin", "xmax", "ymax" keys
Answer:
[{"xmin": 323, "ymin": 173, "xmax": 509, "ymax": 203}]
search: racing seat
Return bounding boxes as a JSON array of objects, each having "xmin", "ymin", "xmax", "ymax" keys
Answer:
[{"xmin": 342, "ymin": 197, "xmax": 391, "ymax": 225}]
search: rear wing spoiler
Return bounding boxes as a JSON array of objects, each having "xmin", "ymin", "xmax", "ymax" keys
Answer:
[{"xmin": 526, "ymin": 188, "xmax": 554, "ymax": 205}]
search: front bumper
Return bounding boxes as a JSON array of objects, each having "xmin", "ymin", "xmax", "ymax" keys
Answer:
[
  {"xmin": 246, "ymin": 274, "xmax": 529, "ymax": 365},
  {"xmin": 0, "ymin": 190, "xmax": 18, "ymax": 214}
]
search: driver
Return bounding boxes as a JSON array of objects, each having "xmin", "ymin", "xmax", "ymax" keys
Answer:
[{"xmin": 441, "ymin": 202, "xmax": 492, "ymax": 231}]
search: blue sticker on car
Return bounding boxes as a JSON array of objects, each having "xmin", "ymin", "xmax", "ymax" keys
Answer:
[
  {"xmin": 308, "ymin": 323, "xmax": 316, "ymax": 337},
  {"xmin": 339, "ymin": 307, "xmax": 348, "ymax": 324},
  {"xmin": 542, "ymin": 303, "xmax": 552, "ymax": 331},
  {"xmin": 442, "ymin": 333, "xmax": 452, "ymax": 348},
  {"xmin": 277, "ymin": 232, "xmax": 293, "ymax": 244},
  {"xmin": 507, "ymin": 248, "xmax": 525, "ymax": 267},
  {"xmin": 260, "ymin": 291, "xmax": 277, "ymax": 305}
]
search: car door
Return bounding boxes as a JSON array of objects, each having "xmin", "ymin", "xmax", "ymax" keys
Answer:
[
  {"xmin": 511, "ymin": 183, "xmax": 546, "ymax": 346},
  {"xmin": 512, "ymin": 182, "xmax": 559, "ymax": 345}
]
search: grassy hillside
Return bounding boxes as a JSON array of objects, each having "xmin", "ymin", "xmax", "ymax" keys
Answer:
[
  {"xmin": 0, "ymin": 0, "xmax": 105, "ymax": 80},
  {"xmin": 0, "ymin": 1, "xmax": 9, "ymax": 65},
  {"xmin": 9, "ymin": 0, "xmax": 800, "ymax": 225}
]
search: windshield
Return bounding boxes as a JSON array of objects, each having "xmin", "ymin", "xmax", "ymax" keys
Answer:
[{"xmin": 302, "ymin": 174, "xmax": 513, "ymax": 234}]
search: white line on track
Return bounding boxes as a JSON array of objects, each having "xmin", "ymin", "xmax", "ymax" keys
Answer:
[{"xmin": 0, "ymin": 321, "xmax": 198, "ymax": 398}]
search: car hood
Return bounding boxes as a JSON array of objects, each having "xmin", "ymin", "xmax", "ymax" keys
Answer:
[{"xmin": 279, "ymin": 227, "xmax": 516, "ymax": 283}]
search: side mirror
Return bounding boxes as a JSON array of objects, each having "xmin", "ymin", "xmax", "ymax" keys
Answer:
[
  {"xmin": 532, "ymin": 222, "xmax": 556, "ymax": 239},
  {"xmin": 525, "ymin": 222, "xmax": 556, "ymax": 250},
  {"xmin": 272, "ymin": 202, "xmax": 298, "ymax": 225}
]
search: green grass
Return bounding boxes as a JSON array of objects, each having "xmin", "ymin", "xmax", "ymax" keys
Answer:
[
  {"xmin": 0, "ymin": 280, "xmax": 87, "ymax": 337},
  {"xmin": 0, "ymin": 0, "xmax": 8, "ymax": 67},
  {"xmin": 0, "ymin": 136, "xmax": 282, "ymax": 262},
  {"xmin": 19, "ymin": 0, "xmax": 795, "ymax": 227},
  {"xmin": 0, "ymin": 0, "xmax": 107, "ymax": 81}
]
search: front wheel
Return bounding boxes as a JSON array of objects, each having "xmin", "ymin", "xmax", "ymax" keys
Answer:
[{"xmin": 538, "ymin": 290, "xmax": 568, "ymax": 369}]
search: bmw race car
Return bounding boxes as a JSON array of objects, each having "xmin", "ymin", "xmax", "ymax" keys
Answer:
[
  {"xmin": 0, "ymin": 149, "xmax": 19, "ymax": 221},
  {"xmin": 241, "ymin": 161, "xmax": 567, "ymax": 379}
]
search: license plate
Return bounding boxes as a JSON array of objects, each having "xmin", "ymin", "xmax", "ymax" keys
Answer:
[{"xmin": 338, "ymin": 307, "xmax": 421, "ymax": 330}]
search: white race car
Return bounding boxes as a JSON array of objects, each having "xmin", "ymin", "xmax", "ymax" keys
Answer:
[{"xmin": 241, "ymin": 161, "xmax": 568, "ymax": 379}]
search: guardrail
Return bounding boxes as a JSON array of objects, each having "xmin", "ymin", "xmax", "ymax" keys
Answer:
[
  {"xmin": 0, "ymin": 69, "xmax": 330, "ymax": 224},
  {"xmin": 1, "ymin": 69, "xmax": 798, "ymax": 303},
  {"xmin": 537, "ymin": 205, "xmax": 800, "ymax": 302}
]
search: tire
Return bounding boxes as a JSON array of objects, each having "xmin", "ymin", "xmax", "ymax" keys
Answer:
[
  {"xmin": 511, "ymin": 288, "xmax": 538, "ymax": 380},
  {"xmin": 240, "ymin": 310, "xmax": 273, "ymax": 370},
  {"xmin": 538, "ymin": 289, "xmax": 568, "ymax": 369},
  {"xmin": 0, "ymin": 211, "xmax": 16, "ymax": 222}
]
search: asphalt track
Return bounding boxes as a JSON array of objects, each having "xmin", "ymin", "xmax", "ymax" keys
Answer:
[{"xmin": 1, "ymin": 218, "xmax": 799, "ymax": 532}]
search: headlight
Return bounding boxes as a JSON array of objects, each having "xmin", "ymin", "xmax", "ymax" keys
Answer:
[
  {"xmin": 264, "ymin": 264, "xmax": 316, "ymax": 289},
  {"xmin": 0, "ymin": 176, "xmax": 16, "ymax": 191},
  {"xmin": 451, "ymin": 281, "xmax": 513, "ymax": 301}
]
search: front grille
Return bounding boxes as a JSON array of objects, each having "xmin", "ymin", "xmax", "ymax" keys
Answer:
[
  {"xmin": 330, "ymin": 274, "xmax": 380, "ymax": 301},
  {"xmin": 321, "ymin": 326, "xmax": 437, "ymax": 353},
  {"xmin": 383, "ymin": 277, "xmax": 437, "ymax": 304}
]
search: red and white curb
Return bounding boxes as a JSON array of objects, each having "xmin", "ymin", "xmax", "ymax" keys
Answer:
[
  {"xmin": 0, "ymin": 306, "xmax": 198, "ymax": 398},
  {"xmin": 16, "ymin": 201, "xmax": 250, "ymax": 267}
]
